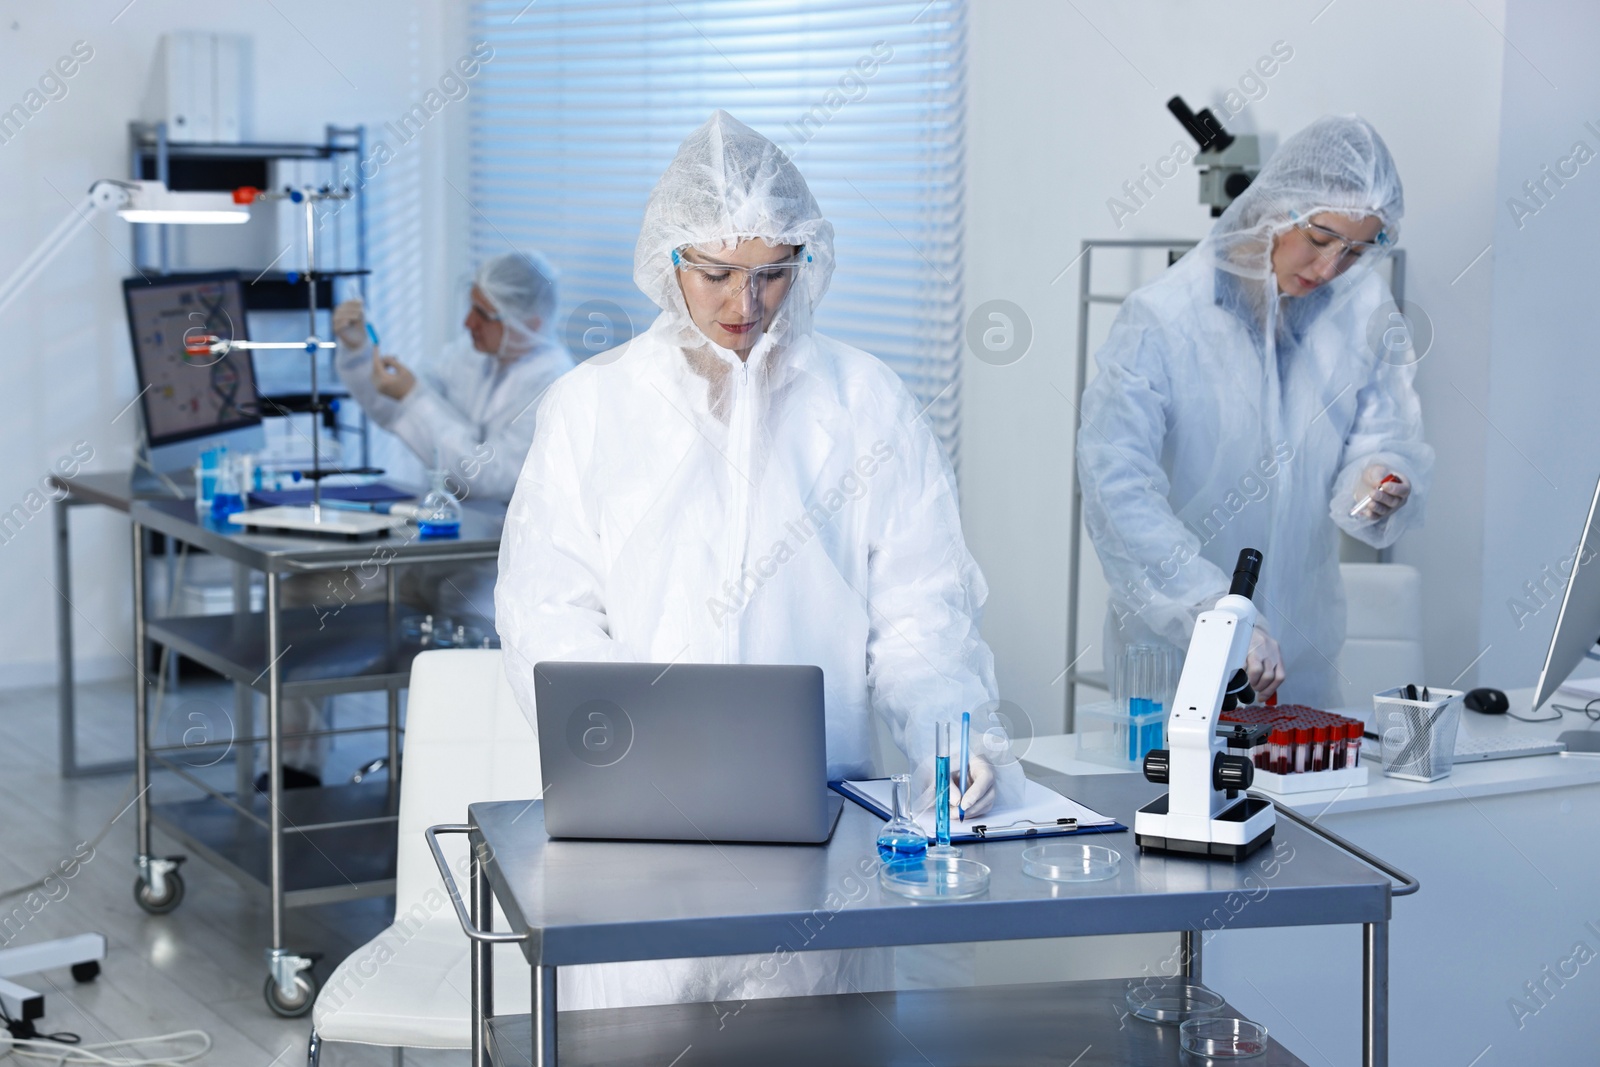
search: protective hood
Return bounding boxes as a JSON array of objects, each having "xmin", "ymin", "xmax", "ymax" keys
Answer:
[
  {"xmin": 475, "ymin": 250, "xmax": 560, "ymax": 358},
  {"xmin": 1198, "ymin": 114, "xmax": 1403, "ymax": 343},
  {"xmin": 633, "ymin": 110, "xmax": 835, "ymax": 368}
]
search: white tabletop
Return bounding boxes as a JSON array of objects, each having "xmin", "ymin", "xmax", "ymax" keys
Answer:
[{"xmin": 1026, "ymin": 687, "xmax": 1600, "ymax": 818}]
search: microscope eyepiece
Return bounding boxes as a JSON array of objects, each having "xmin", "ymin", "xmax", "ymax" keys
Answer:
[
  {"xmin": 1229, "ymin": 548, "xmax": 1263, "ymax": 600},
  {"xmin": 1166, "ymin": 95, "xmax": 1236, "ymax": 153}
]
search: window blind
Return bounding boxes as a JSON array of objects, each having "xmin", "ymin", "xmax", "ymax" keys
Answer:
[{"xmin": 466, "ymin": 0, "xmax": 968, "ymax": 461}]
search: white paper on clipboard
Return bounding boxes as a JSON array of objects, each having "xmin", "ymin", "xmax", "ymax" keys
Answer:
[{"xmin": 835, "ymin": 778, "xmax": 1119, "ymax": 841}]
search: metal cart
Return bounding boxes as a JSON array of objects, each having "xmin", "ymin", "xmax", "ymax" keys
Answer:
[
  {"xmin": 436, "ymin": 773, "xmax": 1417, "ymax": 1066},
  {"xmin": 128, "ymin": 496, "xmax": 500, "ymax": 1015}
]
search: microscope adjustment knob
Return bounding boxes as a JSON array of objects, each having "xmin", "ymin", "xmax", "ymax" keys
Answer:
[
  {"xmin": 1213, "ymin": 752, "xmax": 1254, "ymax": 793},
  {"xmin": 1143, "ymin": 749, "xmax": 1170, "ymax": 785}
]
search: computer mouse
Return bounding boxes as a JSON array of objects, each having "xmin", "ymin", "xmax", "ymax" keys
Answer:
[{"xmin": 1464, "ymin": 687, "xmax": 1509, "ymax": 715}]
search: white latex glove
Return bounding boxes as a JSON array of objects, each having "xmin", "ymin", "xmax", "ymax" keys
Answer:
[
  {"xmin": 912, "ymin": 751, "xmax": 998, "ymax": 820},
  {"xmin": 371, "ymin": 348, "xmax": 417, "ymax": 400},
  {"xmin": 333, "ymin": 299, "xmax": 369, "ymax": 349},
  {"xmin": 1245, "ymin": 622, "xmax": 1285, "ymax": 701},
  {"xmin": 1352, "ymin": 466, "xmax": 1410, "ymax": 521}
]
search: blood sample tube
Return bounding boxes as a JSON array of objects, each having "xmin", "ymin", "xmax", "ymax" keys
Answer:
[
  {"xmin": 1294, "ymin": 727, "xmax": 1310, "ymax": 773},
  {"xmin": 1347, "ymin": 721, "xmax": 1363, "ymax": 767},
  {"xmin": 1312, "ymin": 726, "xmax": 1328, "ymax": 772},
  {"xmin": 1270, "ymin": 728, "xmax": 1289, "ymax": 774},
  {"xmin": 1330, "ymin": 720, "xmax": 1346, "ymax": 770}
]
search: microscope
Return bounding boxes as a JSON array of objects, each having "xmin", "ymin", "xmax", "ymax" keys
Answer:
[
  {"xmin": 1135, "ymin": 548, "xmax": 1276, "ymax": 860},
  {"xmin": 1167, "ymin": 96, "xmax": 1260, "ymax": 218}
]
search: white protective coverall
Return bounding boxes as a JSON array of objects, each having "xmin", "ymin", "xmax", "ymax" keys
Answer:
[
  {"xmin": 496, "ymin": 110, "xmax": 1023, "ymax": 1009},
  {"xmin": 1079, "ymin": 115, "xmax": 1434, "ymax": 707}
]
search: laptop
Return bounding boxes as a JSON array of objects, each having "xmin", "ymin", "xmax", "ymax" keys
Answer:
[{"xmin": 533, "ymin": 662, "xmax": 844, "ymax": 844}]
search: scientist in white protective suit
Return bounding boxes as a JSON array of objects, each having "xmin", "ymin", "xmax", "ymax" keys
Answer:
[
  {"xmin": 496, "ymin": 110, "xmax": 1024, "ymax": 1009},
  {"xmin": 260, "ymin": 254, "xmax": 574, "ymax": 791},
  {"xmin": 1079, "ymin": 115, "xmax": 1433, "ymax": 708}
]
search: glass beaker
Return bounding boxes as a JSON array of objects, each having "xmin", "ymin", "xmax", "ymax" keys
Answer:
[
  {"xmin": 876, "ymin": 773, "xmax": 927, "ymax": 865},
  {"xmin": 927, "ymin": 721, "xmax": 961, "ymax": 858},
  {"xmin": 416, "ymin": 469, "xmax": 463, "ymax": 539}
]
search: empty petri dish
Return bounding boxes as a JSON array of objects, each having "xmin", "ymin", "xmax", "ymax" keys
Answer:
[
  {"xmin": 1021, "ymin": 843, "xmax": 1121, "ymax": 882},
  {"xmin": 1180, "ymin": 1017, "xmax": 1269, "ymax": 1058},
  {"xmin": 1125, "ymin": 978, "xmax": 1225, "ymax": 1025},
  {"xmin": 879, "ymin": 856, "xmax": 991, "ymax": 900}
]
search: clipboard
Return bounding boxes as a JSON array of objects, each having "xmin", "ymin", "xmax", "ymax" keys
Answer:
[{"xmin": 830, "ymin": 778, "xmax": 1127, "ymax": 842}]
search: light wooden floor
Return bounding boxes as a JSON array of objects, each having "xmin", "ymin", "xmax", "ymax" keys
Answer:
[{"xmin": 0, "ymin": 677, "xmax": 465, "ymax": 1065}]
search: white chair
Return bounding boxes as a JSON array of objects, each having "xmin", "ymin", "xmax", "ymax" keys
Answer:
[
  {"xmin": 1337, "ymin": 562, "xmax": 1425, "ymax": 707},
  {"xmin": 307, "ymin": 649, "xmax": 539, "ymax": 1065}
]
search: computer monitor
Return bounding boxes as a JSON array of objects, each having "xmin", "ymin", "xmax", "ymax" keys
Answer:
[
  {"xmin": 1531, "ymin": 470, "xmax": 1600, "ymax": 722},
  {"xmin": 122, "ymin": 272, "xmax": 263, "ymax": 461}
]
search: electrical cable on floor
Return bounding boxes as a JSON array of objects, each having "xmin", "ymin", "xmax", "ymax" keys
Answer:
[{"xmin": 0, "ymin": 1025, "xmax": 211, "ymax": 1065}]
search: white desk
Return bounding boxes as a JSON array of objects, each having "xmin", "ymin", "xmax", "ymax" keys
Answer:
[{"xmin": 1025, "ymin": 689, "xmax": 1600, "ymax": 1066}]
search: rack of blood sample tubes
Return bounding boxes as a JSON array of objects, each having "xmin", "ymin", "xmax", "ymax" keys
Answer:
[{"xmin": 1219, "ymin": 705, "xmax": 1368, "ymax": 794}]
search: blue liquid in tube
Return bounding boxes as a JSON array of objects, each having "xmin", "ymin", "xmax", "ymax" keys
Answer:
[{"xmin": 934, "ymin": 754, "xmax": 951, "ymax": 848}]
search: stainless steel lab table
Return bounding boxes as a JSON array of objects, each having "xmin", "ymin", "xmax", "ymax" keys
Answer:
[
  {"xmin": 438, "ymin": 774, "xmax": 1417, "ymax": 1066},
  {"xmin": 50, "ymin": 470, "xmax": 188, "ymax": 777},
  {"xmin": 126, "ymin": 494, "xmax": 501, "ymax": 1015}
]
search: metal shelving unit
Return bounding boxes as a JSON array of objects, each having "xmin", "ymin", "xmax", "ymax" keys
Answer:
[
  {"xmin": 126, "ymin": 120, "xmax": 374, "ymax": 467},
  {"xmin": 128, "ymin": 496, "xmax": 503, "ymax": 1017}
]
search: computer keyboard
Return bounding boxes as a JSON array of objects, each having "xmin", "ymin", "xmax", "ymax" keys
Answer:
[{"xmin": 1452, "ymin": 734, "xmax": 1565, "ymax": 762}]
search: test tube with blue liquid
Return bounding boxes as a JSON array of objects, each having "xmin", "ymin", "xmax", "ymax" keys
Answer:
[
  {"xmin": 1120, "ymin": 645, "xmax": 1173, "ymax": 764},
  {"xmin": 927, "ymin": 721, "xmax": 960, "ymax": 858}
]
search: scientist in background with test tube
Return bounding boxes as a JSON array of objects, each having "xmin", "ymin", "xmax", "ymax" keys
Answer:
[
  {"xmin": 1078, "ymin": 116, "xmax": 1433, "ymax": 708},
  {"xmin": 261, "ymin": 253, "xmax": 576, "ymax": 792}
]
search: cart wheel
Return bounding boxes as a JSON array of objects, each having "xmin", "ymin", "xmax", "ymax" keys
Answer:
[
  {"xmin": 263, "ymin": 970, "xmax": 318, "ymax": 1018},
  {"xmin": 133, "ymin": 870, "xmax": 185, "ymax": 915},
  {"xmin": 71, "ymin": 961, "xmax": 100, "ymax": 983}
]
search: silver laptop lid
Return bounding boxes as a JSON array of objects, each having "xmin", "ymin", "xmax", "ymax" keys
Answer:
[{"xmin": 533, "ymin": 662, "xmax": 835, "ymax": 843}]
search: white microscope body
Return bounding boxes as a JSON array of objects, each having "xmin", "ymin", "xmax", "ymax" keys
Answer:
[{"xmin": 1134, "ymin": 548, "xmax": 1276, "ymax": 860}]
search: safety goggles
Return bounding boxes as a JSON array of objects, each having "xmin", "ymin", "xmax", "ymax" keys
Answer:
[
  {"xmin": 1289, "ymin": 213, "xmax": 1390, "ymax": 266},
  {"xmin": 672, "ymin": 247, "xmax": 810, "ymax": 296}
]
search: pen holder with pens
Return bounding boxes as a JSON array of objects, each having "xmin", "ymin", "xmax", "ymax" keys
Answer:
[{"xmin": 1374, "ymin": 687, "xmax": 1463, "ymax": 782}]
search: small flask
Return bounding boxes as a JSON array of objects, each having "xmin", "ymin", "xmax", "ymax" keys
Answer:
[
  {"xmin": 876, "ymin": 773, "xmax": 927, "ymax": 865},
  {"xmin": 210, "ymin": 454, "xmax": 245, "ymax": 520},
  {"xmin": 417, "ymin": 469, "xmax": 463, "ymax": 539}
]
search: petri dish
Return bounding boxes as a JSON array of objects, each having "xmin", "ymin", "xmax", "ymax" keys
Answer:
[
  {"xmin": 879, "ymin": 856, "xmax": 990, "ymax": 900},
  {"xmin": 1125, "ymin": 979, "xmax": 1225, "ymax": 1025},
  {"xmin": 1180, "ymin": 1017, "xmax": 1269, "ymax": 1058},
  {"xmin": 1021, "ymin": 843, "xmax": 1121, "ymax": 883}
]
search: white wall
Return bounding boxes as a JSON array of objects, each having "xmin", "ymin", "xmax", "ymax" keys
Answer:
[
  {"xmin": 963, "ymin": 0, "xmax": 1507, "ymax": 733},
  {"xmin": 1477, "ymin": 0, "xmax": 1600, "ymax": 686},
  {"xmin": 0, "ymin": 1, "xmax": 468, "ymax": 686}
]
